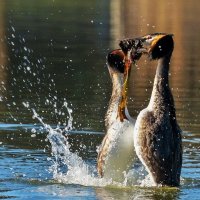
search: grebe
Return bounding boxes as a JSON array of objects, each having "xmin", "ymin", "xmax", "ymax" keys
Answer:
[
  {"xmin": 97, "ymin": 41, "xmax": 141, "ymax": 182},
  {"xmin": 133, "ymin": 33, "xmax": 182, "ymax": 186}
]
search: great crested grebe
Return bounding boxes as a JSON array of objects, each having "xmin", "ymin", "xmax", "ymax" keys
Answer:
[
  {"xmin": 97, "ymin": 41, "xmax": 141, "ymax": 182},
  {"xmin": 133, "ymin": 33, "xmax": 182, "ymax": 186}
]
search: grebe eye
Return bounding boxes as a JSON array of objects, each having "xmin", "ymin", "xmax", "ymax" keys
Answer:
[{"xmin": 146, "ymin": 35, "xmax": 152, "ymax": 39}]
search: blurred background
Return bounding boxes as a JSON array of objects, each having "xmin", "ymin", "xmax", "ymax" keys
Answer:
[{"xmin": 0, "ymin": 0, "xmax": 199, "ymax": 134}]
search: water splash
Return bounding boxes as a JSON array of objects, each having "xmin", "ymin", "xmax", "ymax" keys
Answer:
[
  {"xmin": 22, "ymin": 101, "xmax": 148, "ymax": 187},
  {"xmin": 30, "ymin": 102, "xmax": 112, "ymax": 187}
]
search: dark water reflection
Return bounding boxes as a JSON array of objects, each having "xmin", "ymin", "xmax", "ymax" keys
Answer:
[
  {"xmin": 0, "ymin": 0, "xmax": 200, "ymax": 199},
  {"xmin": 0, "ymin": 0, "xmax": 199, "ymax": 133},
  {"xmin": 1, "ymin": 0, "xmax": 110, "ymax": 131}
]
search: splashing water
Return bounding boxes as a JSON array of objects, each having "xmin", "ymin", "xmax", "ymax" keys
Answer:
[
  {"xmin": 23, "ymin": 101, "xmax": 148, "ymax": 187},
  {"xmin": 30, "ymin": 102, "xmax": 113, "ymax": 187}
]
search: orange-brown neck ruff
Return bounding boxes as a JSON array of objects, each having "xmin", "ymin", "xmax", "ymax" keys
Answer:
[
  {"xmin": 118, "ymin": 53, "xmax": 131, "ymax": 122},
  {"xmin": 147, "ymin": 34, "xmax": 167, "ymax": 54}
]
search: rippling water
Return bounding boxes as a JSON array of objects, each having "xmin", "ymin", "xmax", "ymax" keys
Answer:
[{"xmin": 0, "ymin": 0, "xmax": 200, "ymax": 199}]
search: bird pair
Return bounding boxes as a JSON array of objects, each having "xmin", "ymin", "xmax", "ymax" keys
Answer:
[{"xmin": 97, "ymin": 33, "xmax": 182, "ymax": 187}]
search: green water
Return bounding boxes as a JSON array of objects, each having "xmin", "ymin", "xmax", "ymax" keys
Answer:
[{"xmin": 0, "ymin": 0, "xmax": 200, "ymax": 199}]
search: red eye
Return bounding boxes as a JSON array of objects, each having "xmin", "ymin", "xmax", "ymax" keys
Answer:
[{"xmin": 146, "ymin": 35, "xmax": 152, "ymax": 39}]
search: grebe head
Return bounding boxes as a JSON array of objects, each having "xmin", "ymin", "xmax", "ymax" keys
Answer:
[
  {"xmin": 107, "ymin": 49, "xmax": 126, "ymax": 75},
  {"xmin": 139, "ymin": 33, "xmax": 174, "ymax": 60},
  {"xmin": 106, "ymin": 49, "xmax": 132, "ymax": 122}
]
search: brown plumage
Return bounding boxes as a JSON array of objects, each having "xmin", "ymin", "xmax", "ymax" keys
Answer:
[
  {"xmin": 134, "ymin": 34, "xmax": 182, "ymax": 186},
  {"xmin": 97, "ymin": 49, "xmax": 137, "ymax": 182}
]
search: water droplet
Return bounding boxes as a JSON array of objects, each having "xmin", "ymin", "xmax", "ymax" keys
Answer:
[
  {"xmin": 31, "ymin": 134, "xmax": 36, "ymax": 138},
  {"xmin": 22, "ymin": 102, "xmax": 30, "ymax": 108},
  {"xmin": 11, "ymin": 26, "xmax": 15, "ymax": 32}
]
